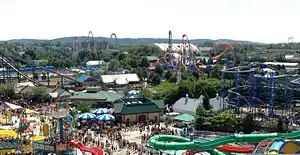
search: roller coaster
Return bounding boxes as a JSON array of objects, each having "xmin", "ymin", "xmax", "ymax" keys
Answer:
[
  {"xmin": 161, "ymin": 31, "xmax": 203, "ymax": 75},
  {"xmin": 214, "ymin": 41, "xmax": 297, "ymax": 123},
  {"xmin": 0, "ymin": 51, "xmax": 84, "ymax": 87}
]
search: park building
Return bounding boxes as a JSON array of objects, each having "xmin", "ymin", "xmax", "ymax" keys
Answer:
[
  {"xmin": 100, "ymin": 74, "xmax": 141, "ymax": 90},
  {"xmin": 113, "ymin": 97, "xmax": 165, "ymax": 123},
  {"xmin": 264, "ymin": 62, "xmax": 299, "ymax": 72},
  {"xmin": 153, "ymin": 43, "xmax": 199, "ymax": 53}
]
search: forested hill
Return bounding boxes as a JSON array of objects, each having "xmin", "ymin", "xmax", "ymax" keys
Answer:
[{"xmin": 0, "ymin": 37, "xmax": 263, "ymax": 45}]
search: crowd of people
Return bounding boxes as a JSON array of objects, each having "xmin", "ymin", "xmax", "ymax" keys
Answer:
[{"xmin": 0, "ymin": 94, "xmax": 190, "ymax": 155}]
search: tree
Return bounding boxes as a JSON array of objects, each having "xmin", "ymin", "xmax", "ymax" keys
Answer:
[
  {"xmin": 210, "ymin": 65, "xmax": 221, "ymax": 79},
  {"xmin": 30, "ymin": 86, "xmax": 47, "ymax": 102},
  {"xmin": 164, "ymin": 70, "xmax": 172, "ymax": 81},
  {"xmin": 151, "ymin": 73, "xmax": 160, "ymax": 85},
  {"xmin": 202, "ymin": 96, "xmax": 212, "ymax": 110},
  {"xmin": 277, "ymin": 118, "xmax": 287, "ymax": 133},
  {"xmin": 203, "ymin": 41, "xmax": 214, "ymax": 47},
  {"xmin": 154, "ymin": 64, "xmax": 164, "ymax": 76},
  {"xmin": 195, "ymin": 103, "xmax": 213, "ymax": 130},
  {"xmin": 108, "ymin": 59, "xmax": 120, "ymax": 71},
  {"xmin": 137, "ymin": 69, "xmax": 148, "ymax": 81},
  {"xmin": 241, "ymin": 114, "xmax": 257, "ymax": 133},
  {"xmin": 76, "ymin": 102, "xmax": 91, "ymax": 113},
  {"xmin": 140, "ymin": 57, "xmax": 150, "ymax": 68},
  {"xmin": 0, "ymin": 83, "xmax": 15, "ymax": 98}
]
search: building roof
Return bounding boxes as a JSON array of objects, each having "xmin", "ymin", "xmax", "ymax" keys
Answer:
[
  {"xmin": 146, "ymin": 56, "xmax": 159, "ymax": 61},
  {"xmin": 198, "ymin": 47, "xmax": 213, "ymax": 52},
  {"xmin": 209, "ymin": 96, "xmax": 229, "ymax": 111},
  {"xmin": 265, "ymin": 62, "xmax": 299, "ymax": 67},
  {"xmin": 101, "ymin": 74, "xmax": 140, "ymax": 84},
  {"xmin": 86, "ymin": 60, "xmax": 104, "ymax": 66},
  {"xmin": 69, "ymin": 92, "xmax": 106, "ymax": 100},
  {"xmin": 173, "ymin": 97, "xmax": 203, "ymax": 115},
  {"xmin": 114, "ymin": 97, "xmax": 162, "ymax": 115},
  {"xmin": 68, "ymin": 91, "xmax": 123, "ymax": 102},
  {"xmin": 76, "ymin": 74, "xmax": 98, "ymax": 83},
  {"xmin": 152, "ymin": 100, "xmax": 165, "ymax": 109},
  {"xmin": 153, "ymin": 43, "xmax": 199, "ymax": 53}
]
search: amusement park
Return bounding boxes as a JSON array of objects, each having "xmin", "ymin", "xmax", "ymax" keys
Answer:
[
  {"xmin": 0, "ymin": 10, "xmax": 300, "ymax": 155},
  {"xmin": 0, "ymin": 30, "xmax": 299, "ymax": 155}
]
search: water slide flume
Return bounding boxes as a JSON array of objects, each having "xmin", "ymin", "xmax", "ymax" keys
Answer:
[
  {"xmin": 69, "ymin": 140, "xmax": 104, "ymax": 155},
  {"xmin": 148, "ymin": 131, "xmax": 300, "ymax": 151}
]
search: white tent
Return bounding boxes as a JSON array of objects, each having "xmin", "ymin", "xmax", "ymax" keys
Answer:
[{"xmin": 3, "ymin": 102, "xmax": 23, "ymax": 110}]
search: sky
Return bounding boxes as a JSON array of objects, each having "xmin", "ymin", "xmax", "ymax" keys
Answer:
[{"xmin": 0, "ymin": 0, "xmax": 299, "ymax": 43}]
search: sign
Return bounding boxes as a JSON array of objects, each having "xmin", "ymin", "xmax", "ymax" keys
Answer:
[
  {"xmin": 32, "ymin": 143, "xmax": 55, "ymax": 152},
  {"xmin": 43, "ymin": 124, "xmax": 49, "ymax": 136},
  {"xmin": 56, "ymin": 144, "xmax": 67, "ymax": 151}
]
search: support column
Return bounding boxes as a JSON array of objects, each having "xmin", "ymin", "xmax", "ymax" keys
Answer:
[
  {"xmin": 60, "ymin": 76, "xmax": 64, "ymax": 88},
  {"xmin": 47, "ymin": 72, "xmax": 50, "ymax": 86}
]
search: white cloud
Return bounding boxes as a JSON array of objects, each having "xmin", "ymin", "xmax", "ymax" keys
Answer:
[{"xmin": 0, "ymin": 0, "xmax": 299, "ymax": 43}]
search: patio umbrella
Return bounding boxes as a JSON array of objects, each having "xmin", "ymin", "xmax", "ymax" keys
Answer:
[
  {"xmin": 97, "ymin": 114, "xmax": 115, "ymax": 121},
  {"xmin": 93, "ymin": 108, "xmax": 108, "ymax": 115},
  {"xmin": 128, "ymin": 90, "xmax": 139, "ymax": 95},
  {"xmin": 67, "ymin": 115, "xmax": 73, "ymax": 122},
  {"xmin": 78, "ymin": 113, "xmax": 96, "ymax": 120}
]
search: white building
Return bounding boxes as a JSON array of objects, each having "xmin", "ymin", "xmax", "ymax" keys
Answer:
[
  {"xmin": 264, "ymin": 62, "xmax": 299, "ymax": 71},
  {"xmin": 154, "ymin": 43, "xmax": 199, "ymax": 53}
]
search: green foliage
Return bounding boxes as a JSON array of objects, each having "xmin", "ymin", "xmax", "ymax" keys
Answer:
[
  {"xmin": 29, "ymin": 86, "xmax": 48, "ymax": 102},
  {"xmin": 210, "ymin": 64, "xmax": 221, "ymax": 79},
  {"xmin": 164, "ymin": 70, "xmax": 172, "ymax": 81},
  {"xmin": 0, "ymin": 83, "xmax": 16, "ymax": 98},
  {"xmin": 209, "ymin": 110, "xmax": 239, "ymax": 132},
  {"xmin": 140, "ymin": 57, "xmax": 150, "ymax": 68},
  {"xmin": 76, "ymin": 102, "xmax": 92, "ymax": 113},
  {"xmin": 143, "ymin": 78, "xmax": 221, "ymax": 105},
  {"xmin": 151, "ymin": 73, "xmax": 161, "ymax": 86},
  {"xmin": 241, "ymin": 114, "xmax": 258, "ymax": 133},
  {"xmin": 108, "ymin": 59, "xmax": 120, "ymax": 71},
  {"xmin": 154, "ymin": 64, "xmax": 164, "ymax": 76}
]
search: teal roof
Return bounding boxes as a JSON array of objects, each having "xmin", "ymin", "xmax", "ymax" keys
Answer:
[
  {"xmin": 173, "ymin": 113, "xmax": 195, "ymax": 122},
  {"xmin": 69, "ymin": 92, "xmax": 106, "ymax": 100},
  {"xmin": 69, "ymin": 91, "xmax": 123, "ymax": 102},
  {"xmin": 99, "ymin": 91, "xmax": 124, "ymax": 102},
  {"xmin": 114, "ymin": 97, "xmax": 162, "ymax": 115},
  {"xmin": 152, "ymin": 100, "xmax": 165, "ymax": 109}
]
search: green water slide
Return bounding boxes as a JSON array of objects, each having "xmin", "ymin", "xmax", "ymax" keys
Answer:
[{"xmin": 148, "ymin": 131, "xmax": 300, "ymax": 151}]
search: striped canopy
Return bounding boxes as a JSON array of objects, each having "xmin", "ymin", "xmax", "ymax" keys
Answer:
[
  {"xmin": 93, "ymin": 108, "xmax": 108, "ymax": 115},
  {"xmin": 97, "ymin": 114, "xmax": 115, "ymax": 121},
  {"xmin": 78, "ymin": 113, "xmax": 96, "ymax": 120}
]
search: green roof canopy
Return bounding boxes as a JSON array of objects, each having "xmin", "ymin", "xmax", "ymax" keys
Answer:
[{"xmin": 173, "ymin": 113, "xmax": 195, "ymax": 122}]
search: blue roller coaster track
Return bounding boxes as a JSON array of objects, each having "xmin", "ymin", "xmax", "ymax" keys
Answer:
[
  {"xmin": 0, "ymin": 51, "xmax": 84, "ymax": 86},
  {"xmin": 216, "ymin": 42, "xmax": 297, "ymax": 123}
]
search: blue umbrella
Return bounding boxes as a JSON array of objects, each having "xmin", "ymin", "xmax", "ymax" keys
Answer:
[
  {"xmin": 67, "ymin": 115, "xmax": 73, "ymax": 122},
  {"xmin": 93, "ymin": 108, "xmax": 108, "ymax": 115},
  {"xmin": 78, "ymin": 113, "xmax": 96, "ymax": 120},
  {"xmin": 128, "ymin": 90, "xmax": 139, "ymax": 95},
  {"xmin": 97, "ymin": 114, "xmax": 115, "ymax": 121}
]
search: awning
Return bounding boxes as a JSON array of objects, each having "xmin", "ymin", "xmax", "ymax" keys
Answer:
[
  {"xmin": 173, "ymin": 113, "xmax": 195, "ymax": 122},
  {"xmin": 24, "ymin": 109, "xmax": 39, "ymax": 114},
  {"xmin": 4, "ymin": 102, "xmax": 23, "ymax": 110}
]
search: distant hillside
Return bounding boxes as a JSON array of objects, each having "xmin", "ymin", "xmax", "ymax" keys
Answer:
[{"xmin": 0, "ymin": 37, "xmax": 264, "ymax": 45}]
